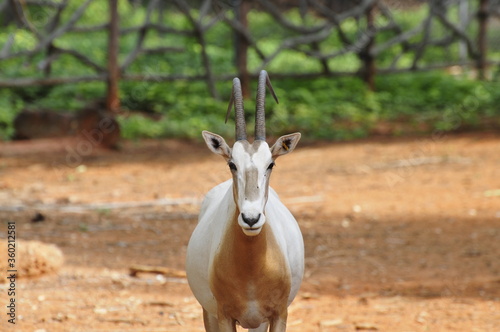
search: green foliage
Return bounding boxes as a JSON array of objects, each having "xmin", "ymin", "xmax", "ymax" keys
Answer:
[
  {"xmin": 114, "ymin": 72, "xmax": 500, "ymax": 141},
  {"xmin": 118, "ymin": 81, "xmax": 234, "ymax": 140},
  {"xmin": 376, "ymin": 71, "xmax": 500, "ymax": 131},
  {"xmin": 0, "ymin": 4, "xmax": 499, "ymax": 142},
  {"xmin": 0, "ymin": 91, "xmax": 18, "ymax": 140}
]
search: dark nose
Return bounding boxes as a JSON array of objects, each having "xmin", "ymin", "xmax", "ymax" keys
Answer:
[{"xmin": 242, "ymin": 213, "xmax": 261, "ymax": 227}]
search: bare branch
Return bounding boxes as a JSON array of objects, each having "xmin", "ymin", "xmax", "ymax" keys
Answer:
[
  {"xmin": 297, "ymin": 29, "xmax": 373, "ymax": 61},
  {"xmin": 9, "ymin": 0, "xmax": 43, "ymax": 37},
  {"xmin": 3, "ymin": 60, "xmax": 500, "ymax": 89},
  {"xmin": 173, "ymin": 0, "xmax": 219, "ymax": 99},
  {"xmin": 307, "ymin": 0, "xmax": 354, "ymax": 47},
  {"xmin": 70, "ymin": 23, "xmax": 109, "ymax": 33},
  {"xmin": 371, "ymin": 20, "xmax": 426, "ymax": 56},
  {"xmin": 199, "ymin": 0, "xmax": 212, "ymax": 21},
  {"xmin": 432, "ymin": 5, "xmax": 478, "ymax": 58},
  {"xmin": 0, "ymin": 33, "xmax": 15, "ymax": 58},
  {"xmin": 37, "ymin": 46, "xmax": 106, "ymax": 73},
  {"xmin": 200, "ymin": 4, "xmax": 226, "ymax": 31},
  {"xmin": 129, "ymin": 265, "xmax": 186, "ymax": 278},
  {"xmin": 255, "ymin": 0, "xmax": 328, "ymax": 34},
  {"xmin": 257, "ymin": 24, "xmax": 334, "ymax": 70},
  {"xmin": 376, "ymin": 1, "xmax": 411, "ymax": 51},
  {"xmin": 121, "ymin": 0, "xmax": 160, "ymax": 71},
  {"xmin": 45, "ymin": 0, "xmax": 69, "ymax": 33},
  {"xmin": 0, "ymin": 75, "xmax": 106, "ymax": 87},
  {"xmin": 120, "ymin": 47, "xmax": 185, "ymax": 72},
  {"xmin": 410, "ymin": 10, "xmax": 435, "ymax": 69},
  {"xmin": 0, "ymin": 1, "xmax": 8, "ymax": 13},
  {"xmin": 25, "ymin": 0, "xmax": 64, "ymax": 7},
  {"xmin": 141, "ymin": 46, "xmax": 185, "ymax": 54},
  {"xmin": 0, "ymin": 0, "xmax": 496, "ymax": 93},
  {"xmin": 222, "ymin": 14, "xmax": 266, "ymax": 60},
  {"xmin": 34, "ymin": 0, "xmax": 94, "ymax": 52},
  {"xmin": 120, "ymin": 23, "xmax": 194, "ymax": 36}
]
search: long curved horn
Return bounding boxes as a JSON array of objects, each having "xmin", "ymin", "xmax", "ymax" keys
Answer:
[
  {"xmin": 225, "ymin": 77, "xmax": 247, "ymax": 141},
  {"xmin": 255, "ymin": 70, "xmax": 279, "ymax": 141}
]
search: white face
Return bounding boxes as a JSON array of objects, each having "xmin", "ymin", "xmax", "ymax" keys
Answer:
[
  {"xmin": 229, "ymin": 140, "xmax": 274, "ymax": 236},
  {"xmin": 202, "ymin": 131, "xmax": 301, "ymax": 237}
]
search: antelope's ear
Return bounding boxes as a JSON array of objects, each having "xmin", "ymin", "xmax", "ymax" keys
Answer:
[
  {"xmin": 202, "ymin": 131, "xmax": 231, "ymax": 159},
  {"xmin": 271, "ymin": 132, "xmax": 301, "ymax": 158}
]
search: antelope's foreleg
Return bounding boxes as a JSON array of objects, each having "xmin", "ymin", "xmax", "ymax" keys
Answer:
[
  {"xmin": 250, "ymin": 322, "xmax": 270, "ymax": 332},
  {"xmin": 269, "ymin": 311, "xmax": 287, "ymax": 332},
  {"xmin": 203, "ymin": 309, "xmax": 220, "ymax": 332},
  {"xmin": 217, "ymin": 317, "xmax": 237, "ymax": 332}
]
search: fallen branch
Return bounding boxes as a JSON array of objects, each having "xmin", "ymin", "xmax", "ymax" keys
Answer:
[
  {"xmin": 129, "ymin": 264, "xmax": 186, "ymax": 278},
  {"xmin": 0, "ymin": 197, "xmax": 202, "ymax": 213}
]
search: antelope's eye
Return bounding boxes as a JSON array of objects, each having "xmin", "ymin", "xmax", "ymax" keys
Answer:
[
  {"xmin": 267, "ymin": 162, "xmax": 275, "ymax": 170},
  {"xmin": 228, "ymin": 162, "xmax": 237, "ymax": 171}
]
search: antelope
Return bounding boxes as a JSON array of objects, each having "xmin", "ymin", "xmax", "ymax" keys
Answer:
[{"xmin": 186, "ymin": 70, "xmax": 304, "ymax": 332}]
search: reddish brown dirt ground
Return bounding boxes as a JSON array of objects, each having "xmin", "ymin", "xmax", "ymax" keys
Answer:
[{"xmin": 0, "ymin": 132, "xmax": 499, "ymax": 331}]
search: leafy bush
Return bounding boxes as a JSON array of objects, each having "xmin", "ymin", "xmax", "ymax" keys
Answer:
[{"xmin": 0, "ymin": 91, "xmax": 18, "ymax": 140}]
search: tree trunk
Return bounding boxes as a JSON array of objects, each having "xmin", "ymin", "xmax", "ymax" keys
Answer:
[
  {"xmin": 477, "ymin": 0, "xmax": 489, "ymax": 80},
  {"xmin": 106, "ymin": 0, "xmax": 120, "ymax": 112},
  {"xmin": 362, "ymin": 0, "xmax": 376, "ymax": 91},
  {"xmin": 234, "ymin": 0, "xmax": 250, "ymax": 98},
  {"xmin": 458, "ymin": 0, "xmax": 468, "ymax": 61}
]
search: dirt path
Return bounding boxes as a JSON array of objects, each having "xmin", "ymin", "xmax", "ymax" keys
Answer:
[{"xmin": 0, "ymin": 132, "xmax": 499, "ymax": 331}]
